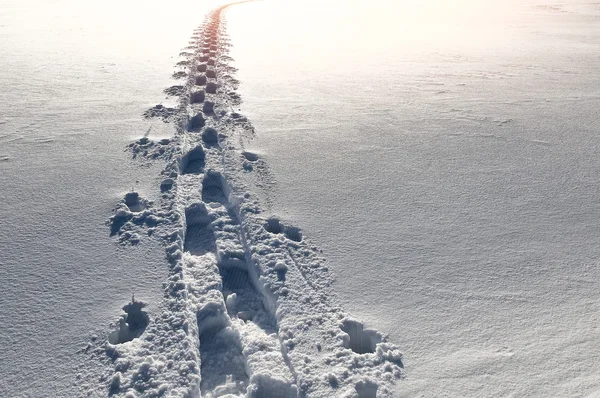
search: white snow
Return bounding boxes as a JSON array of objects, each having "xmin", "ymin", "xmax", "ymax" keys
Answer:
[
  {"xmin": 2, "ymin": 0, "xmax": 600, "ymax": 396},
  {"xmin": 225, "ymin": 0, "xmax": 600, "ymax": 396},
  {"xmin": 0, "ymin": 0, "xmax": 225, "ymax": 396}
]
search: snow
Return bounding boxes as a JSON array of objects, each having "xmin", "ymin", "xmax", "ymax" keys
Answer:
[
  {"xmin": 225, "ymin": 0, "xmax": 600, "ymax": 396},
  {"xmin": 101, "ymin": 6, "xmax": 403, "ymax": 396},
  {"xmin": 0, "ymin": 0, "xmax": 223, "ymax": 396},
  {"xmin": 2, "ymin": 0, "xmax": 600, "ymax": 396}
]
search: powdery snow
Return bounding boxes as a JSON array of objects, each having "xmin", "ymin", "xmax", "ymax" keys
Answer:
[{"xmin": 225, "ymin": 0, "xmax": 600, "ymax": 396}]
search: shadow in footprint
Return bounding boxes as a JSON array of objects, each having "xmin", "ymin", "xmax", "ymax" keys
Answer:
[
  {"xmin": 206, "ymin": 82, "xmax": 218, "ymax": 94},
  {"xmin": 220, "ymin": 266, "xmax": 277, "ymax": 333},
  {"xmin": 184, "ymin": 204, "xmax": 216, "ymax": 256},
  {"xmin": 190, "ymin": 90, "xmax": 205, "ymax": 104},
  {"xmin": 202, "ymin": 127, "xmax": 219, "ymax": 147},
  {"xmin": 265, "ymin": 217, "xmax": 303, "ymax": 242},
  {"xmin": 341, "ymin": 319, "xmax": 382, "ymax": 355},
  {"xmin": 195, "ymin": 75, "xmax": 207, "ymax": 86},
  {"xmin": 109, "ymin": 213, "xmax": 131, "ymax": 237},
  {"xmin": 197, "ymin": 304, "xmax": 249, "ymax": 396},
  {"xmin": 242, "ymin": 151, "xmax": 259, "ymax": 162},
  {"xmin": 108, "ymin": 299, "xmax": 150, "ymax": 345},
  {"xmin": 181, "ymin": 146, "xmax": 206, "ymax": 175},
  {"xmin": 202, "ymin": 170, "xmax": 228, "ymax": 204},
  {"xmin": 189, "ymin": 113, "xmax": 206, "ymax": 130}
]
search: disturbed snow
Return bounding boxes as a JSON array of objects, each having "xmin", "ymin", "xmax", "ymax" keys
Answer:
[{"xmin": 100, "ymin": 5, "xmax": 403, "ymax": 398}]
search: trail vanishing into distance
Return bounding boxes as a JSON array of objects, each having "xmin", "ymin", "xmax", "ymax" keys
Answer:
[{"xmin": 94, "ymin": 3, "xmax": 403, "ymax": 397}]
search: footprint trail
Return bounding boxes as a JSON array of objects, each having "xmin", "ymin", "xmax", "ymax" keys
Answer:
[{"xmin": 101, "ymin": 3, "xmax": 404, "ymax": 397}]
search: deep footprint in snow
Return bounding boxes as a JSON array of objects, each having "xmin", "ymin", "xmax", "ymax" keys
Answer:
[
  {"xmin": 265, "ymin": 217, "xmax": 303, "ymax": 242},
  {"xmin": 160, "ymin": 178, "xmax": 175, "ymax": 192},
  {"xmin": 109, "ymin": 191, "xmax": 150, "ymax": 237},
  {"xmin": 202, "ymin": 170, "xmax": 228, "ymax": 204},
  {"xmin": 206, "ymin": 82, "xmax": 218, "ymax": 94},
  {"xmin": 124, "ymin": 191, "xmax": 147, "ymax": 212},
  {"xmin": 180, "ymin": 146, "xmax": 206, "ymax": 175},
  {"xmin": 190, "ymin": 90, "xmax": 206, "ymax": 104},
  {"xmin": 197, "ymin": 304, "xmax": 249, "ymax": 395},
  {"xmin": 196, "ymin": 75, "xmax": 207, "ymax": 86},
  {"xmin": 202, "ymin": 127, "xmax": 219, "ymax": 146},
  {"xmin": 184, "ymin": 204, "xmax": 216, "ymax": 256},
  {"xmin": 108, "ymin": 299, "xmax": 150, "ymax": 345},
  {"xmin": 242, "ymin": 151, "xmax": 259, "ymax": 162},
  {"xmin": 203, "ymin": 101, "xmax": 215, "ymax": 114},
  {"xmin": 341, "ymin": 319, "xmax": 383, "ymax": 355},
  {"xmin": 220, "ymin": 266, "xmax": 277, "ymax": 333}
]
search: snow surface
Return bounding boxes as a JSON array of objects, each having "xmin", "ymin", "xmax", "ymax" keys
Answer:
[
  {"xmin": 2, "ymin": 0, "xmax": 600, "ymax": 397},
  {"xmin": 225, "ymin": 0, "xmax": 600, "ymax": 396},
  {"xmin": 0, "ymin": 0, "xmax": 230, "ymax": 396}
]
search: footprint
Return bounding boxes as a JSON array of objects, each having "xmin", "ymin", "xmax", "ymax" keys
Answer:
[
  {"xmin": 195, "ymin": 75, "xmax": 207, "ymax": 86},
  {"xmin": 184, "ymin": 204, "xmax": 216, "ymax": 256},
  {"xmin": 265, "ymin": 217, "xmax": 303, "ymax": 242},
  {"xmin": 242, "ymin": 151, "xmax": 259, "ymax": 162},
  {"xmin": 220, "ymin": 266, "xmax": 277, "ymax": 333},
  {"xmin": 190, "ymin": 90, "xmax": 205, "ymax": 104},
  {"xmin": 108, "ymin": 298, "xmax": 150, "ymax": 345},
  {"xmin": 206, "ymin": 82, "xmax": 218, "ymax": 94},
  {"xmin": 124, "ymin": 191, "xmax": 147, "ymax": 212},
  {"xmin": 160, "ymin": 178, "xmax": 175, "ymax": 192},
  {"xmin": 197, "ymin": 303, "xmax": 249, "ymax": 396},
  {"xmin": 341, "ymin": 319, "xmax": 383, "ymax": 355},
  {"xmin": 202, "ymin": 170, "xmax": 228, "ymax": 204},
  {"xmin": 189, "ymin": 112, "xmax": 206, "ymax": 130},
  {"xmin": 180, "ymin": 146, "xmax": 206, "ymax": 175},
  {"xmin": 203, "ymin": 101, "xmax": 215, "ymax": 114},
  {"xmin": 202, "ymin": 127, "xmax": 219, "ymax": 146}
]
